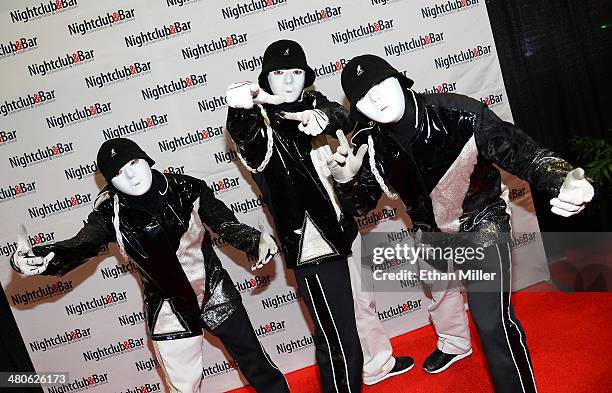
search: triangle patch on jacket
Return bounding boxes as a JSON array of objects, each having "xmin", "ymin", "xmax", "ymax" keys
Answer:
[
  {"xmin": 297, "ymin": 212, "xmax": 339, "ymax": 266},
  {"xmin": 153, "ymin": 300, "xmax": 187, "ymax": 335}
]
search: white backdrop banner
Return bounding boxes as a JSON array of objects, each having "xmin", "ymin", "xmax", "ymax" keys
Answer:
[{"xmin": 0, "ymin": 0, "xmax": 549, "ymax": 392}]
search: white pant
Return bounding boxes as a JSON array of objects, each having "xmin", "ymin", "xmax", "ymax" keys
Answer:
[
  {"xmin": 347, "ymin": 255, "xmax": 396, "ymax": 384},
  {"xmin": 419, "ymin": 258, "xmax": 472, "ymax": 355},
  {"xmin": 153, "ymin": 336, "xmax": 203, "ymax": 393},
  {"xmin": 348, "ymin": 254, "xmax": 472, "ymax": 385}
]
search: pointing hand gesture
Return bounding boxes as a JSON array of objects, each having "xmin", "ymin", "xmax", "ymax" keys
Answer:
[{"xmin": 326, "ymin": 130, "xmax": 368, "ymax": 183}]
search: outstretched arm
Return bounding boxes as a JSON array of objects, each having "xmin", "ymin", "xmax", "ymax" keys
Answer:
[
  {"xmin": 226, "ymin": 82, "xmax": 284, "ymax": 172},
  {"xmin": 196, "ymin": 181, "xmax": 278, "ymax": 269},
  {"xmin": 475, "ymin": 103, "xmax": 594, "ymax": 216},
  {"xmin": 12, "ymin": 205, "xmax": 115, "ymax": 277},
  {"xmin": 197, "ymin": 181, "xmax": 261, "ymax": 254}
]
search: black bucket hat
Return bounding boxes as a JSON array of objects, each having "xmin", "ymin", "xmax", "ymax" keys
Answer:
[
  {"xmin": 96, "ymin": 138, "xmax": 155, "ymax": 183},
  {"xmin": 258, "ymin": 40, "xmax": 316, "ymax": 93},
  {"xmin": 341, "ymin": 54, "xmax": 414, "ymax": 121}
]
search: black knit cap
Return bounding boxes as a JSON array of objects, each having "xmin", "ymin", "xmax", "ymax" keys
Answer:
[
  {"xmin": 341, "ymin": 54, "xmax": 414, "ymax": 121},
  {"xmin": 96, "ymin": 138, "xmax": 155, "ymax": 183},
  {"xmin": 258, "ymin": 39, "xmax": 316, "ymax": 93}
]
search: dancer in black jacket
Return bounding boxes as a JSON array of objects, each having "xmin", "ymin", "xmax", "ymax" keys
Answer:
[
  {"xmin": 328, "ymin": 55, "xmax": 594, "ymax": 393},
  {"xmin": 11, "ymin": 138, "xmax": 289, "ymax": 393},
  {"xmin": 226, "ymin": 41, "xmax": 414, "ymax": 392}
]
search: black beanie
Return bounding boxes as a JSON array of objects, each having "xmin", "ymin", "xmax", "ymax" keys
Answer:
[
  {"xmin": 258, "ymin": 40, "xmax": 316, "ymax": 93},
  {"xmin": 341, "ymin": 54, "xmax": 414, "ymax": 121},
  {"xmin": 96, "ymin": 138, "xmax": 155, "ymax": 183}
]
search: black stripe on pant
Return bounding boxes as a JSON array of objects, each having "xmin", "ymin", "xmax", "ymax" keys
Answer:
[
  {"xmin": 294, "ymin": 258, "xmax": 363, "ymax": 393},
  {"xmin": 211, "ymin": 304, "xmax": 290, "ymax": 393},
  {"xmin": 465, "ymin": 242, "xmax": 537, "ymax": 393}
]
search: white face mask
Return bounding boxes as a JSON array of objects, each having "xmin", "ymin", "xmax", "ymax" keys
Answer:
[
  {"xmin": 356, "ymin": 77, "xmax": 405, "ymax": 124},
  {"xmin": 267, "ymin": 68, "xmax": 306, "ymax": 103},
  {"xmin": 111, "ymin": 158, "xmax": 153, "ymax": 196}
]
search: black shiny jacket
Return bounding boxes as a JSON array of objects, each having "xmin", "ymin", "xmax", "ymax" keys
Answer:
[
  {"xmin": 226, "ymin": 90, "xmax": 357, "ymax": 269},
  {"xmin": 30, "ymin": 172, "xmax": 260, "ymax": 339},
  {"xmin": 336, "ymin": 91, "xmax": 574, "ymax": 244}
]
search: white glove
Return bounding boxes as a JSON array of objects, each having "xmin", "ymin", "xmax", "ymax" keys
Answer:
[
  {"xmin": 326, "ymin": 130, "xmax": 369, "ymax": 183},
  {"xmin": 226, "ymin": 82, "xmax": 285, "ymax": 109},
  {"xmin": 11, "ymin": 225, "xmax": 54, "ymax": 275},
  {"xmin": 280, "ymin": 109, "xmax": 329, "ymax": 136},
  {"xmin": 550, "ymin": 168, "xmax": 594, "ymax": 217},
  {"xmin": 253, "ymin": 219, "xmax": 279, "ymax": 271}
]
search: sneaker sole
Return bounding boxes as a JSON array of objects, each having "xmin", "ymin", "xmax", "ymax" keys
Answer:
[
  {"xmin": 423, "ymin": 348, "xmax": 473, "ymax": 374},
  {"xmin": 363, "ymin": 362, "xmax": 415, "ymax": 385}
]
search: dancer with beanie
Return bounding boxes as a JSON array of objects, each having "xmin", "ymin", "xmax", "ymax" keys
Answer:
[
  {"xmin": 328, "ymin": 54, "xmax": 594, "ymax": 393},
  {"xmin": 225, "ymin": 40, "xmax": 414, "ymax": 392},
  {"xmin": 10, "ymin": 138, "xmax": 289, "ymax": 393}
]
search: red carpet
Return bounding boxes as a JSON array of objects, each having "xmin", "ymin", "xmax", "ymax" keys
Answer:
[{"xmin": 230, "ymin": 292, "xmax": 612, "ymax": 393}]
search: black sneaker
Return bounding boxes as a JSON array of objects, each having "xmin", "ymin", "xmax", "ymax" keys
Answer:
[
  {"xmin": 364, "ymin": 356, "xmax": 415, "ymax": 385},
  {"xmin": 423, "ymin": 348, "xmax": 472, "ymax": 374}
]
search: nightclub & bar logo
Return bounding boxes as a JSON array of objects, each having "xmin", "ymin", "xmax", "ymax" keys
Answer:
[
  {"xmin": 230, "ymin": 194, "xmax": 265, "ymax": 215},
  {"xmin": 125, "ymin": 21, "xmax": 192, "ymax": 48},
  {"xmin": 278, "ymin": 6, "xmax": 342, "ymax": 32},
  {"xmin": 214, "ymin": 148, "xmax": 238, "ymax": 165},
  {"xmin": 377, "ymin": 299, "xmax": 423, "ymax": 322},
  {"xmin": 510, "ymin": 232, "xmax": 537, "ymax": 249},
  {"xmin": 422, "ymin": 81, "xmax": 458, "ymax": 94},
  {"xmin": 434, "ymin": 44, "xmax": 492, "ymax": 69},
  {"xmin": 64, "ymin": 160, "xmax": 98, "ymax": 181},
  {"xmin": 162, "ymin": 166, "xmax": 185, "ymax": 174},
  {"xmin": 118, "ymin": 310, "xmax": 146, "ymax": 327},
  {"xmin": 29, "ymin": 327, "xmax": 92, "ymax": 352},
  {"xmin": 1, "ymin": 89, "xmax": 56, "ymax": 117},
  {"xmin": 203, "ymin": 358, "xmax": 239, "ymax": 379},
  {"xmin": 135, "ymin": 356, "xmax": 160, "ymax": 373},
  {"xmin": 384, "ymin": 32, "xmax": 445, "ymax": 57},
  {"xmin": 235, "ymin": 274, "xmax": 271, "ymax": 293},
  {"xmin": 10, "ymin": 0, "xmax": 78, "ymax": 24},
  {"xmin": 167, "ymin": 0, "xmax": 205, "ymax": 7},
  {"xmin": 10, "ymin": 279, "xmax": 73, "ymax": 306},
  {"xmin": 28, "ymin": 193, "xmax": 93, "ymax": 219},
  {"xmin": 313, "ymin": 58, "xmax": 348, "ymax": 79},
  {"xmin": 509, "ymin": 187, "xmax": 527, "ymax": 202},
  {"xmin": 47, "ymin": 373, "xmax": 109, "ymax": 393},
  {"xmin": 182, "ymin": 33, "xmax": 248, "ymax": 60},
  {"xmin": 46, "ymin": 102, "xmax": 112, "ymax": 129},
  {"xmin": 480, "ymin": 92, "xmax": 504, "ymax": 108},
  {"xmin": 27, "ymin": 49, "xmax": 95, "ymax": 77},
  {"xmin": 101, "ymin": 260, "xmax": 138, "ymax": 280},
  {"xmin": 331, "ymin": 18, "xmax": 394, "ymax": 45},
  {"xmin": 0, "ymin": 130, "xmax": 18, "ymax": 146},
  {"xmin": 276, "ymin": 335, "xmax": 314, "ymax": 354},
  {"xmin": 141, "ymin": 74, "xmax": 207, "ymax": 101},
  {"xmin": 237, "ymin": 54, "xmax": 264, "ymax": 72},
  {"xmin": 67, "ymin": 8, "xmax": 135, "ymax": 35},
  {"xmin": 198, "ymin": 95, "xmax": 227, "ymax": 113},
  {"xmin": 209, "ymin": 177, "xmax": 241, "ymax": 194},
  {"xmin": 261, "ymin": 289, "xmax": 302, "ymax": 309},
  {"xmin": 421, "ymin": 0, "xmax": 480, "ymax": 19},
  {"xmin": 0, "ymin": 181, "xmax": 37, "ymax": 203},
  {"xmin": 158, "ymin": 126, "xmax": 224, "ymax": 152},
  {"xmin": 119, "ymin": 382, "xmax": 162, "ymax": 393},
  {"xmin": 255, "ymin": 320, "xmax": 286, "ymax": 338},
  {"xmin": 83, "ymin": 337, "xmax": 146, "ymax": 362},
  {"xmin": 0, "ymin": 37, "xmax": 39, "ymax": 59},
  {"xmin": 356, "ymin": 207, "xmax": 399, "ymax": 229},
  {"xmin": 66, "ymin": 291, "xmax": 128, "ymax": 316},
  {"xmin": 222, "ymin": 0, "xmax": 287, "ymax": 20},
  {"xmin": 103, "ymin": 113, "xmax": 168, "ymax": 140},
  {"xmin": 8, "ymin": 141, "xmax": 74, "ymax": 168},
  {"xmin": 85, "ymin": 61, "xmax": 151, "ymax": 89}
]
